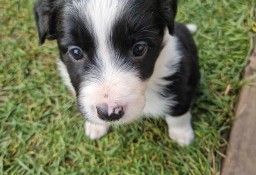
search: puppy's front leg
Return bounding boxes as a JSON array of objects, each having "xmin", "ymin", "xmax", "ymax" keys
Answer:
[
  {"xmin": 166, "ymin": 111, "xmax": 194, "ymax": 146},
  {"xmin": 85, "ymin": 122, "xmax": 110, "ymax": 140}
]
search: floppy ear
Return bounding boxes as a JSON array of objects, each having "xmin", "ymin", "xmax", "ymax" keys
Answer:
[
  {"xmin": 34, "ymin": 0, "xmax": 58, "ymax": 45},
  {"xmin": 159, "ymin": 0, "xmax": 177, "ymax": 35}
]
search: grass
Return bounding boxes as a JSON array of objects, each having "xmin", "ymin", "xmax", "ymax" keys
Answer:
[{"xmin": 0, "ymin": 0, "xmax": 254, "ymax": 174}]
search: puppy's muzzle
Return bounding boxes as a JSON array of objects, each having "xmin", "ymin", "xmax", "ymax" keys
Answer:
[{"xmin": 96, "ymin": 103, "xmax": 125, "ymax": 121}]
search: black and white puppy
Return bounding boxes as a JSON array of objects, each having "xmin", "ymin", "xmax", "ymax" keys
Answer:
[{"xmin": 34, "ymin": 0, "xmax": 200, "ymax": 146}]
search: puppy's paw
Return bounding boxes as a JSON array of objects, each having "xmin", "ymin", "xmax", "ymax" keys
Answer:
[
  {"xmin": 166, "ymin": 112, "xmax": 194, "ymax": 146},
  {"xmin": 85, "ymin": 122, "xmax": 109, "ymax": 140},
  {"xmin": 168, "ymin": 126, "xmax": 194, "ymax": 146}
]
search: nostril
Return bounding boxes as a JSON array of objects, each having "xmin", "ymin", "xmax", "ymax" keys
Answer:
[
  {"xmin": 96, "ymin": 103, "xmax": 109, "ymax": 120},
  {"xmin": 109, "ymin": 106, "xmax": 124, "ymax": 120},
  {"xmin": 112, "ymin": 106, "xmax": 124, "ymax": 116}
]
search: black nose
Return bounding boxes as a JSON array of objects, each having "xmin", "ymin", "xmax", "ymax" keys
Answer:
[{"xmin": 96, "ymin": 103, "xmax": 124, "ymax": 121}]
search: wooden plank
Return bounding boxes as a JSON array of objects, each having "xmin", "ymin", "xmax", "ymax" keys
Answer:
[{"xmin": 222, "ymin": 35, "xmax": 256, "ymax": 175}]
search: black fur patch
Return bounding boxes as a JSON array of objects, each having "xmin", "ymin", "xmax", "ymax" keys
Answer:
[
  {"xmin": 163, "ymin": 23, "xmax": 200, "ymax": 116},
  {"xmin": 110, "ymin": 0, "xmax": 166, "ymax": 79}
]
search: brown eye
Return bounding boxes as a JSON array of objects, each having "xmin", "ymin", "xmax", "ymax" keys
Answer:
[
  {"xmin": 132, "ymin": 42, "xmax": 148, "ymax": 58},
  {"xmin": 68, "ymin": 46, "xmax": 84, "ymax": 60}
]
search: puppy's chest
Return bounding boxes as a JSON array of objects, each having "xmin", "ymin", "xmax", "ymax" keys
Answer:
[
  {"xmin": 141, "ymin": 35, "xmax": 181, "ymax": 118},
  {"xmin": 142, "ymin": 78, "xmax": 175, "ymax": 118}
]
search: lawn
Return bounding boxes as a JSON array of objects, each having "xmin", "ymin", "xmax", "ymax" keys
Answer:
[{"xmin": 0, "ymin": 0, "xmax": 254, "ymax": 174}]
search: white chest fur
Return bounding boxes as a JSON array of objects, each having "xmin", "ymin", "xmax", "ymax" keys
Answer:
[{"xmin": 142, "ymin": 32, "xmax": 181, "ymax": 117}]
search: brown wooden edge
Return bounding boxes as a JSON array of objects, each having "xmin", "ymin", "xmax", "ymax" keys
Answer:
[{"xmin": 221, "ymin": 28, "xmax": 256, "ymax": 174}]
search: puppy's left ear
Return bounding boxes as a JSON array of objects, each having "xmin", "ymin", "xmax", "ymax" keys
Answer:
[
  {"xmin": 159, "ymin": 0, "xmax": 177, "ymax": 35},
  {"xmin": 34, "ymin": 0, "xmax": 58, "ymax": 45}
]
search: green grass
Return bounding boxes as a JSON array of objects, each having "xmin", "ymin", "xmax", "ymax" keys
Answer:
[{"xmin": 0, "ymin": 0, "xmax": 254, "ymax": 174}]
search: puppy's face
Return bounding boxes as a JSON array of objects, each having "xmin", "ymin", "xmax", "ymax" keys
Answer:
[{"xmin": 35, "ymin": 0, "xmax": 177, "ymax": 125}]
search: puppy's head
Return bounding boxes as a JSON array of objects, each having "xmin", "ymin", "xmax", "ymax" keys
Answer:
[{"xmin": 34, "ymin": 0, "xmax": 177, "ymax": 125}]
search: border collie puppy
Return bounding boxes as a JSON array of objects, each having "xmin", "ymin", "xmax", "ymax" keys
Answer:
[{"xmin": 34, "ymin": 0, "xmax": 200, "ymax": 146}]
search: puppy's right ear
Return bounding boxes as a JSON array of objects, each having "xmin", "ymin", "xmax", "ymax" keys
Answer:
[{"xmin": 34, "ymin": 0, "xmax": 58, "ymax": 45}]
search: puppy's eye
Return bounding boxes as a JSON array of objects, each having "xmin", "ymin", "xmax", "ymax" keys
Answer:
[
  {"xmin": 132, "ymin": 42, "xmax": 148, "ymax": 58},
  {"xmin": 68, "ymin": 47, "xmax": 84, "ymax": 60}
]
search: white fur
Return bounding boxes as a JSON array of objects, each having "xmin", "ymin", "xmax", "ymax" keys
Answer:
[
  {"xmin": 166, "ymin": 111, "xmax": 194, "ymax": 146},
  {"xmin": 79, "ymin": 71, "xmax": 147, "ymax": 125},
  {"xmin": 186, "ymin": 24, "xmax": 197, "ymax": 34},
  {"xmin": 71, "ymin": 0, "xmax": 127, "ymax": 57},
  {"xmin": 142, "ymin": 30, "xmax": 181, "ymax": 117},
  {"xmin": 57, "ymin": 60, "xmax": 76, "ymax": 95},
  {"xmin": 85, "ymin": 122, "xmax": 110, "ymax": 140},
  {"xmin": 83, "ymin": 0, "xmax": 127, "ymax": 60}
]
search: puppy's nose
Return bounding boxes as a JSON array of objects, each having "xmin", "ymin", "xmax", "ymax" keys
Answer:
[{"xmin": 96, "ymin": 103, "xmax": 124, "ymax": 121}]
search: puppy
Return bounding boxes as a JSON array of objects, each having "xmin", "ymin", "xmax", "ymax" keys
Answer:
[{"xmin": 34, "ymin": 0, "xmax": 200, "ymax": 146}]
